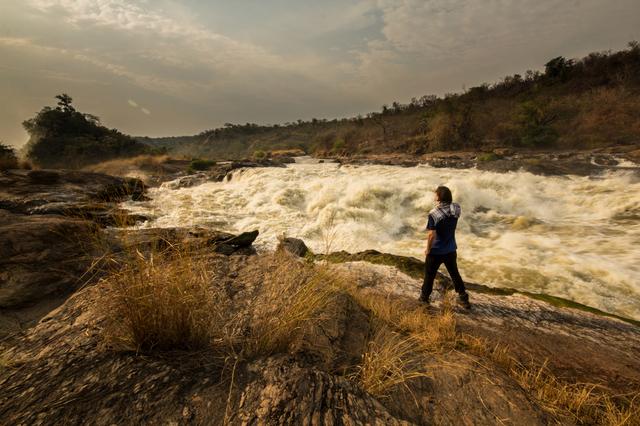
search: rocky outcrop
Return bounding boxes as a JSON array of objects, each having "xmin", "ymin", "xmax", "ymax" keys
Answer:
[
  {"xmin": 161, "ymin": 160, "xmax": 287, "ymax": 189},
  {"xmin": 109, "ymin": 227, "xmax": 259, "ymax": 256},
  {"xmin": 332, "ymin": 259, "xmax": 640, "ymax": 395},
  {"xmin": 0, "ymin": 169, "xmax": 147, "ymax": 226},
  {"xmin": 276, "ymin": 237, "xmax": 309, "ymax": 257},
  {"xmin": 325, "ymin": 147, "xmax": 640, "ymax": 176},
  {"xmin": 0, "ymin": 169, "xmax": 260, "ymax": 339},
  {"xmin": 0, "ymin": 253, "xmax": 561, "ymax": 425},
  {"xmin": 0, "ymin": 210, "xmax": 99, "ymax": 309}
]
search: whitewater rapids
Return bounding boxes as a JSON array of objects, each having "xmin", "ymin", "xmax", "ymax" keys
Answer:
[{"xmin": 123, "ymin": 161, "xmax": 640, "ymax": 320}]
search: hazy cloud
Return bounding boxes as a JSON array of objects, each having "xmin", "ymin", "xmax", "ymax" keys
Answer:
[{"xmin": 1, "ymin": 0, "xmax": 638, "ymax": 147}]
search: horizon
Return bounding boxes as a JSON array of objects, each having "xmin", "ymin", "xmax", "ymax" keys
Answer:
[{"xmin": 2, "ymin": 1, "xmax": 639, "ymax": 148}]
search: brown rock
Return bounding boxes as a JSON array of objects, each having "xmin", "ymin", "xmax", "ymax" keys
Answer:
[{"xmin": 0, "ymin": 211, "xmax": 99, "ymax": 308}]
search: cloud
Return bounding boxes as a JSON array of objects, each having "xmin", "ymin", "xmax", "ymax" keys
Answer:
[
  {"xmin": 127, "ymin": 98, "xmax": 150, "ymax": 115},
  {"xmin": 27, "ymin": 0, "xmax": 286, "ymax": 72},
  {"xmin": 1, "ymin": 0, "xmax": 638, "ymax": 146}
]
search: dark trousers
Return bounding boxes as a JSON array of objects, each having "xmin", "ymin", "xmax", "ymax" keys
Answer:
[{"xmin": 421, "ymin": 251, "xmax": 467, "ymax": 299}]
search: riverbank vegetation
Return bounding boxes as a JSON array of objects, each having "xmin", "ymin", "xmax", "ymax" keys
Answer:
[
  {"xmin": 139, "ymin": 42, "xmax": 640, "ymax": 160},
  {"xmin": 102, "ymin": 245, "xmax": 640, "ymax": 425},
  {"xmin": 22, "ymin": 94, "xmax": 156, "ymax": 168}
]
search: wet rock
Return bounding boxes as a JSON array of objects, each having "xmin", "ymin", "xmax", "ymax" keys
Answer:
[
  {"xmin": 27, "ymin": 170, "xmax": 61, "ymax": 184},
  {"xmin": 29, "ymin": 202, "xmax": 147, "ymax": 227},
  {"xmin": 0, "ymin": 169, "xmax": 147, "ymax": 214},
  {"xmin": 161, "ymin": 172, "xmax": 210, "ymax": 189},
  {"xmin": 475, "ymin": 155, "xmax": 605, "ymax": 176},
  {"xmin": 492, "ymin": 147, "xmax": 513, "ymax": 157},
  {"xmin": 217, "ymin": 230, "xmax": 259, "ymax": 248},
  {"xmin": 625, "ymin": 148, "xmax": 640, "ymax": 163},
  {"xmin": 110, "ymin": 227, "xmax": 259, "ymax": 256},
  {"xmin": 276, "ymin": 237, "xmax": 309, "ymax": 257}
]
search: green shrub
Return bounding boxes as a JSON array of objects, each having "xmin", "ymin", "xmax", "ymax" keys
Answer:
[
  {"xmin": 253, "ymin": 150, "xmax": 266, "ymax": 159},
  {"xmin": 189, "ymin": 159, "xmax": 216, "ymax": 172},
  {"xmin": 477, "ymin": 152, "xmax": 499, "ymax": 162},
  {"xmin": 516, "ymin": 101, "xmax": 559, "ymax": 147},
  {"xmin": 332, "ymin": 138, "xmax": 345, "ymax": 153}
]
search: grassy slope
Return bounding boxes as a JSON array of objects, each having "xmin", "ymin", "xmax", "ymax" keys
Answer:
[{"xmin": 139, "ymin": 43, "xmax": 640, "ymax": 160}]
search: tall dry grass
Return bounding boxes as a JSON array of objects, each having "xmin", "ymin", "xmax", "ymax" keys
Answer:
[
  {"xmin": 462, "ymin": 334, "xmax": 640, "ymax": 425},
  {"xmin": 351, "ymin": 326, "xmax": 431, "ymax": 397},
  {"xmin": 342, "ymin": 286, "xmax": 457, "ymax": 353},
  {"xmin": 104, "ymin": 249, "xmax": 231, "ymax": 352},
  {"xmin": 244, "ymin": 255, "xmax": 339, "ymax": 358}
]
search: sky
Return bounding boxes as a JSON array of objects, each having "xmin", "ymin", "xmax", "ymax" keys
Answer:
[{"xmin": 1, "ymin": 0, "xmax": 639, "ymax": 148}]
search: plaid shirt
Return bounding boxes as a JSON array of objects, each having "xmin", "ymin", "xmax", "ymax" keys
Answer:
[{"xmin": 427, "ymin": 202, "xmax": 461, "ymax": 228}]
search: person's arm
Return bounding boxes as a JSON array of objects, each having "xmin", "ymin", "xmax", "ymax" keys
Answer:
[
  {"xmin": 425, "ymin": 214, "xmax": 436, "ymax": 255},
  {"xmin": 425, "ymin": 229, "xmax": 435, "ymax": 255}
]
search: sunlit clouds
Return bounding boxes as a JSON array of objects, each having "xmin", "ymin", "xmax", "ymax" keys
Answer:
[{"xmin": 1, "ymin": 0, "xmax": 638, "ymax": 146}]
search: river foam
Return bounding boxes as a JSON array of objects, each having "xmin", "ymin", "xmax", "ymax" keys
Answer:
[{"xmin": 123, "ymin": 162, "xmax": 640, "ymax": 320}]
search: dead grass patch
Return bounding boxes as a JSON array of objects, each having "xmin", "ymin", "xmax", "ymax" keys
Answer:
[
  {"xmin": 462, "ymin": 334, "xmax": 640, "ymax": 425},
  {"xmin": 341, "ymin": 285, "xmax": 458, "ymax": 353},
  {"xmin": 85, "ymin": 155, "xmax": 169, "ymax": 179},
  {"xmin": 104, "ymin": 249, "xmax": 231, "ymax": 353},
  {"xmin": 351, "ymin": 326, "xmax": 431, "ymax": 397},
  {"xmin": 244, "ymin": 255, "xmax": 339, "ymax": 358}
]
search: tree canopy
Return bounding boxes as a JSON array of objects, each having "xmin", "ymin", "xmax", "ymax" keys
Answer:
[{"xmin": 23, "ymin": 94, "xmax": 150, "ymax": 168}]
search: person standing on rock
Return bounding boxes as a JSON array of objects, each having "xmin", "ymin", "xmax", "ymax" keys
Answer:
[{"xmin": 420, "ymin": 186, "xmax": 471, "ymax": 309}]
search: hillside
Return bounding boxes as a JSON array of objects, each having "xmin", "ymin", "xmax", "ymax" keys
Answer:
[{"xmin": 138, "ymin": 42, "xmax": 640, "ymax": 160}]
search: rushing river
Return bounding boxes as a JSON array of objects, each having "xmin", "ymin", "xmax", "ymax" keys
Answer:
[{"xmin": 123, "ymin": 159, "xmax": 640, "ymax": 320}]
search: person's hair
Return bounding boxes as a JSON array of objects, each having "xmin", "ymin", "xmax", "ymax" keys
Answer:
[{"xmin": 435, "ymin": 186, "xmax": 453, "ymax": 203}]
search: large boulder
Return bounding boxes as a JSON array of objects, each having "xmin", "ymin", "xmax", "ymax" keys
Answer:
[
  {"xmin": 276, "ymin": 237, "xmax": 309, "ymax": 257},
  {"xmin": 0, "ymin": 169, "xmax": 147, "ymax": 225},
  {"xmin": 0, "ymin": 210, "xmax": 99, "ymax": 308}
]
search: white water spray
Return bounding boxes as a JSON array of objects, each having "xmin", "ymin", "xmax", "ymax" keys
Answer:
[{"xmin": 123, "ymin": 162, "xmax": 640, "ymax": 320}]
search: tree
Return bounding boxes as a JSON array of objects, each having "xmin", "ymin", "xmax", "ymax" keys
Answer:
[
  {"xmin": 0, "ymin": 142, "xmax": 18, "ymax": 169},
  {"xmin": 544, "ymin": 56, "xmax": 574, "ymax": 81},
  {"xmin": 22, "ymin": 94, "xmax": 148, "ymax": 168},
  {"xmin": 516, "ymin": 101, "xmax": 558, "ymax": 147},
  {"xmin": 55, "ymin": 93, "xmax": 75, "ymax": 112}
]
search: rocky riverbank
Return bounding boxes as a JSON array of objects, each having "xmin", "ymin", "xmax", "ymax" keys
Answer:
[
  {"xmin": 327, "ymin": 144, "xmax": 640, "ymax": 176},
  {"xmin": 1, "ymin": 236, "xmax": 638, "ymax": 424},
  {"xmin": 1, "ymin": 167, "xmax": 639, "ymax": 424},
  {"xmin": 0, "ymin": 168, "xmax": 258, "ymax": 336}
]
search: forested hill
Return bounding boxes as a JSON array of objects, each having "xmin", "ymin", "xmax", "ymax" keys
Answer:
[{"xmin": 138, "ymin": 42, "xmax": 640, "ymax": 160}]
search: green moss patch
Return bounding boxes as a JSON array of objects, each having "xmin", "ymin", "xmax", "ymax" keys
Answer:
[{"xmin": 314, "ymin": 250, "xmax": 639, "ymax": 327}]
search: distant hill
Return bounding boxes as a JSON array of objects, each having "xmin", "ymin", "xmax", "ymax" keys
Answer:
[
  {"xmin": 138, "ymin": 42, "xmax": 640, "ymax": 160},
  {"xmin": 23, "ymin": 94, "xmax": 155, "ymax": 169}
]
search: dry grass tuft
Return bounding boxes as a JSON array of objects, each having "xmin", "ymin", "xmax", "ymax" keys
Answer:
[
  {"xmin": 352, "ymin": 327, "xmax": 431, "ymax": 397},
  {"xmin": 462, "ymin": 334, "xmax": 640, "ymax": 425},
  {"xmin": 343, "ymin": 288, "xmax": 457, "ymax": 352},
  {"xmin": 245, "ymin": 255, "xmax": 339, "ymax": 358},
  {"xmin": 104, "ymin": 249, "xmax": 230, "ymax": 353}
]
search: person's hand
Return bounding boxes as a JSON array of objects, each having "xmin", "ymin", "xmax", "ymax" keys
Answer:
[{"xmin": 424, "ymin": 247, "xmax": 429, "ymax": 256}]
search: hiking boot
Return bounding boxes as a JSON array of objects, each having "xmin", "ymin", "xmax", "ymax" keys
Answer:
[
  {"xmin": 457, "ymin": 292, "xmax": 471, "ymax": 309},
  {"xmin": 418, "ymin": 294, "xmax": 430, "ymax": 305}
]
